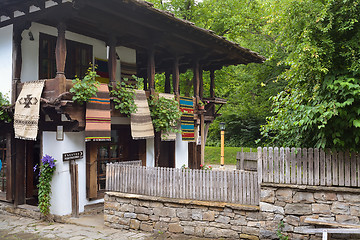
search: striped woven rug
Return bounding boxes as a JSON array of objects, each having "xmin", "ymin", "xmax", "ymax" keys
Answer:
[
  {"xmin": 130, "ymin": 90, "xmax": 154, "ymax": 139},
  {"xmin": 179, "ymin": 96, "xmax": 194, "ymax": 141},
  {"xmin": 85, "ymin": 84, "xmax": 111, "ymax": 141}
]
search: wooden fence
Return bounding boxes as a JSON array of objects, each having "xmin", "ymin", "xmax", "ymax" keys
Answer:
[
  {"xmin": 236, "ymin": 148, "xmax": 257, "ymax": 171},
  {"xmin": 106, "ymin": 163, "xmax": 259, "ymax": 205},
  {"xmin": 258, "ymin": 147, "xmax": 360, "ymax": 187}
]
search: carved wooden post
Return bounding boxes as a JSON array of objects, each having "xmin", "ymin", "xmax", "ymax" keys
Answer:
[
  {"xmin": 12, "ymin": 26, "xmax": 23, "ymax": 104},
  {"xmin": 172, "ymin": 56, "xmax": 180, "ymax": 96},
  {"xmin": 164, "ymin": 71, "xmax": 171, "ymax": 93},
  {"xmin": 108, "ymin": 36, "xmax": 117, "ymax": 84},
  {"xmin": 55, "ymin": 22, "xmax": 67, "ymax": 95},
  {"xmin": 147, "ymin": 46, "xmax": 155, "ymax": 95},
  {"xmin": 210, "ymin": 69, "xmax": 215, "ymax": 98},
  {"xmin": 193, "ymin": 59, "xmax": 200, "ymax": 103}
]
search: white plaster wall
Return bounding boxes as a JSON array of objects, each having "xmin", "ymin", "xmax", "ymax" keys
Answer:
[
  {"xmin": 175, "ymin": 132, "xmax": 189, "ymax": 168},
  {"xmin": 0, "ymin": 25, "xmax": 13, "ymax": 97},
  {"xmin": 146, "ymin": 138, "xmax": 155, "ymax": 167},
  {"xmin": 21, "ymin": 22, "xmax": 136, "ymax": 83},
  {"xmin": 43, "ymin": 131, "xmax": 102, "ymax": 216}
]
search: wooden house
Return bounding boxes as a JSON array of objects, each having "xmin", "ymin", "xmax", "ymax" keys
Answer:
[{"xmin": 0, "ymin": 0, "xmax": 265, "ymax": 216}]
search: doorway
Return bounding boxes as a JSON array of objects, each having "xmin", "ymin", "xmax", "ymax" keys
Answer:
[{"xmin": 26, "ymin": 140, "xmax": 41, "ymax": 205}]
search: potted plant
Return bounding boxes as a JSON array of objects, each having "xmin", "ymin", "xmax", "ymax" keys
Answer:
[{"xmin": 198, "ymin": 100, "xmax": 205, "ymax": 110}]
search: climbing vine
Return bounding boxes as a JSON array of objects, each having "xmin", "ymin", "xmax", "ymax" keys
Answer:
[{"xmin": 34, "ymin": 155, "xmax": 56, "ymax": 218}]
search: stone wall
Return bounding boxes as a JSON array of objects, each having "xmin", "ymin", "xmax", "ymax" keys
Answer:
[
  {"xmin": 104, "ymin": 192, "xmax": 261, "ymax": 239},
  {"xmin": 260, "ymin": 184, "xmax": 360, "ymax": 239}
]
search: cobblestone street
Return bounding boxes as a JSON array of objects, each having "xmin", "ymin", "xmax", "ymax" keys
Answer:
[{"xmin": 0, "ymin": 212, "xmax": 209, "ymax": 240}]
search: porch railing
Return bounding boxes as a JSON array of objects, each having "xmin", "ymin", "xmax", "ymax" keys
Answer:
[{"xmin": 106, "ymin": 164, "xmax": 259, "ymax": 205}]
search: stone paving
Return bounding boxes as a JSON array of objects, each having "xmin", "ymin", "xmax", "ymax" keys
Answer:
[{"xmin": 0, "ymin": 212, "xmax": 210, "ymax": 240}]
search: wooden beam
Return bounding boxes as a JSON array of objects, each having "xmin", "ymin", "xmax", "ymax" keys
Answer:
[
  {"xmin": 55, "ymin": 21, "xmax": 67, "ymax": 96},
  {"xmin": 108, "ymin": 36, "xmax": 117, "ymax": 83}
]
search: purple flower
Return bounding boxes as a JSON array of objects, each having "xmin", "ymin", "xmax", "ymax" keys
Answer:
[
  {"xmin": 41, "ymin": 154, "xmax": 56, "ymax": 169},
  {"xmin": 33, "ymin": 164, "xmax": 38, "ymax": 172}
]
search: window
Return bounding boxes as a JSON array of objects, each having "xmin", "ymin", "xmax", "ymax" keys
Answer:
[{"xmin": 39, "ymin": 33, "xmax": 93, "ymax": 80}]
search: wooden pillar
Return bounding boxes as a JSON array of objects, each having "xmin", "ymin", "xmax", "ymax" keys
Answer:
[
  {"xmin": 164, "ymin": 71, "xmax": 171, "ymax": 93},
  {"xmin": 108, "ymin": 36, "xmax": 117, "ymax": 84},
  {"xmin": 143, "ymin": 76, "xmax": 148, "ymax": 91},
  {"xmin": 147, "ymin": 46, "xmax": 155, "ymax": 95},
  {"xmin": 210, "ymin": 69, "xmax": 215, "ymax": 98},
  {"xmin": 55, "ymin": 22, "xmax": 67, "ymax": 95},
  {"xmin": 193, "ymin": 59, "xmax": 200, "ymax": 102},
  {"xmin": 200, "ymin": 112, "xmax": 205, "ymax": 166},
  {"xmin": 172, "ymin": 56, "xmax": 180, "ymax": 96},
  {"xmin": 199, "ymin": 65, "xmax": 204, "ymax": 99},
  {"xmin": 12, "ymin": 26, "xmax": 23, "ymax": 104}
]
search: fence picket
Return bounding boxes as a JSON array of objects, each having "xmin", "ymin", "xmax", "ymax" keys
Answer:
[
  {"xmin": 296, "ymin": 148, "xmax": 302, "ymax": 184},
  {"xmin": 308, "ymin": 148, "xmax": 313, "ymax": 185},
  {"xmin": 320, "ymin": 149, "xmax": 326, "ymax": 186},
  {"xmin": 290, "ymin": 148, "xmax": 296, "ymax": 184},
  {"xmin": 332, "ymin": 150, "xmax": 338, "ymax": 186},
  {"xmin": 263, "ymin": 147, "xmax": 268, "ymax": 182},
  {"xmin": 302, "ymin": 148, "xmax": 308, "ymax": 185},
  {"xmin": 326, "ymin": 149, "xmax": 332, "ymax": 186},
  {"xmin": 274, "ymin": 147, "xmax": 279, "ymax": 183},
  {"xmin": 351, "ymin": 152, "xmax": 357, "ymax": 187},
  {"xmin": 285, "ymin": 147, "xmax": 290, "ymax": 184},
  {"xmin": 280, "ymin": 147, "xmax": 284, "ymax": 184},
  {"xmin": 268, "ymin": 147, "xmax": 274, "ymax": 183},
  {"xmin": 338, "ymin": 151, "xmax": 344, "ymax": 186},
  {"xmin": 358, "ymin": 153, "xmax": 360, "ymax": 187},
  {"xmin": 345, "ymin": 151, "xmax": 351, "ymax": 187}
]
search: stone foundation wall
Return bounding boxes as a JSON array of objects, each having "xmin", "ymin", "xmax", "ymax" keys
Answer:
[
  {"xmin": 104, "ymin": 192, "xmax": 261, "ymax": 239},
  {"xmin": 260, "ymin": 184, "xmax": 360, "ymax": 239}
]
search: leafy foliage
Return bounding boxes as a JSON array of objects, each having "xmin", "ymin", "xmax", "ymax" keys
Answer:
[
  {"xmin": 148, "ymin": 96, "xmax": 182, "ymax": 134},
  {"xmin": 261, "ymin": 0, "xmax": 360, "ymax": 150},
  {"xmin": 111, "ymin": 77, "xmax": 140, "ymax": 116},
  {"xmin": 34, "ymin": 155, "xmax": 56, "ymax": 218},
  {"xmin": 0, "ymin": 92, "xmax": 11, "ymax": 123},
  {"xmin": 70, "ymin": 67, "xmax": 100, "ymax": 104}
]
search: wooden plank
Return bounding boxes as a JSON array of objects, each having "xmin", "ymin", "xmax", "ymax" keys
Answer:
[
  {"xmin": 308, "ymin": 148, "xmax": 314, "ymax": 185},
  {"xmin": 263, "ymin": 147, "xmax": 268, "ymax": 182},
  {"xmin": 291, "ymin": 147, "xmax": 296, "ymax": 184},
  {"xmin": 274, "ymin": 147, "xmax": 279, "ymax": 183},
  {"xmin": 338, "ymin": 151, "xmax": 344, "ymax": 186},
  {"xmin": 320, "ymin": 149, "xmax": 326, "ymax": 186},
  {"xmin": 279, "ymin": 147, "xmax": 284, "ymax": 184},
  {"xmin": 302, "ymin": 148, "xmax": 308, "ymax": 185},
  {"xmin": 332, "ymin": 150, "xmax": 338, "ymax": 186},
  {"xmin": 224, "ymin": 171, "xmax": 228, "ymax": 202},
  {"xmin": 304, "ymin": 217, "xmax": 360, "ymax": 229},
  {"xmin": 314, "ymin": 148, "xmax": 320, "ymax": 185},
  {"xmin": 345, "ymin": 151, "xmax": 351, "ymax": 187},
  {"xmin": 257, "ymin": 147, "xmax": 262, "ymax": 184},
  {"xmin": 350, "ymin": 152, "xmax": 357, "ymax": 187},
  {"xmin": 268, "ymin": 147, "xmax": 274, "ymax": 183},
  {"xmin": 326, "ymin": 149, "xmax": 332, "ymax": 186},
  {"xmin": 296, "ymin": 148, "xmax": 302, "ymax": 184},
  {"xmin": 250, "ymin": 172, "xmax": 255, "ymax": 205},
  {"xmin": 284, "ymin": 147, "xmax": 290, "ymax": 184}
]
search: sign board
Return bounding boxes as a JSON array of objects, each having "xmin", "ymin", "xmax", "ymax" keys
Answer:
[{"xmin": 63, "ymin": 151, "xmax": 83, "ymax": 161}]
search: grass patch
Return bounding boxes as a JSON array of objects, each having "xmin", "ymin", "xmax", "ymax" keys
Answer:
[{"xmin": 204, "ymin": 146, "xmax": 256, "ymax": 165}]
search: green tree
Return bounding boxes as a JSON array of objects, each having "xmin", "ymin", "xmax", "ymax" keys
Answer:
[{"xmin": 261, "ymin": 0, "xmax": 360, "ymax": 150}]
